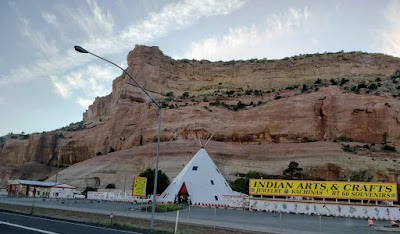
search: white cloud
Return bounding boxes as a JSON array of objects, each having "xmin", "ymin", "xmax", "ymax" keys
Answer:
[
  {"xmin": 20, "ymin": 18, "xmax": 59, "ymax": 57},
  {"xmin": 119, "ymin": 0, "xmax": 247, "ymax": 44},
  {"xmin": 266, "ymin": 7, "xmax": 310, "ymax": 39},
  {"xmin": 77, "ymin": 97, "xmax": 94, "ymax": 109},
  {"xmin": 0, "ymin": 97, "xmax": 5, "ymax": 103},
  {"xmin": 1, "ymin": 0, "xmax": 246, "ymax": 91},
  {"xmin": 335, "ymin": 3, "xmax": 341, "ymax": 11},
  {"xmin": 41, "ymin": 12, "xmax": 58, "ymax": 27},
  {"xmin": 51, "ymin": 64, "xmax": 118, "ymax": 99},
  {"xmin": 185, "ymin": 6, "xmax": 310, "ymax": 60},
  {"xmin": 187, "ymin": 26, "xmax": 259, "ymax": 60},
  {"xmin": 77, "ymin": 0, "xmax": 248, "ymax": 54},
  {"xmin": 380, "ymin": 1, "xmax": 400, "ymax": 57},
  {"xmin": 68, "ymin": 0, "xmax": 114, "ymax": 39}
]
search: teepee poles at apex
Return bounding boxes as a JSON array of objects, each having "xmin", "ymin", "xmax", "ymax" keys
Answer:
[{"xmin": 190, "ymin": 130, "xmax": 215, "ymax": 148}]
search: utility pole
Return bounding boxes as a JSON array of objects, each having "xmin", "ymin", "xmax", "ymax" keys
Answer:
[
  {"xmin": 55, "ymin": 147, "xmax": 60, "ymax": 184},
  {"xmin": 124, "ymin": 175, "xmax": 127, "ymax": 194}
]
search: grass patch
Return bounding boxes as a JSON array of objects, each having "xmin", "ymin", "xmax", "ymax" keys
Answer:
[
  {"xmin": 97, "ymin": 221, "xmax": 173, "ymax": 234},
  {"xmin": 141, "ymin": 204, "xmax": 183, "ymax": 213}
]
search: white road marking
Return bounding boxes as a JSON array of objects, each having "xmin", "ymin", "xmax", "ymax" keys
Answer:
[
  {"xmin": 0, "ymin": 212, "xmax": 140, "ymax": 233},
  {"xmin": 0, "ymin": 221, "xmax": 59, "ymax": 234}
]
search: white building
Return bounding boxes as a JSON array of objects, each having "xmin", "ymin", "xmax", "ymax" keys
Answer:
[{"xmin": 50, "ymin": 184, "xmax": 77, "ymax": 199}]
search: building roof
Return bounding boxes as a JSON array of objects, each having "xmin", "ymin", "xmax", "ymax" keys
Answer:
[
  {"xmin": 18, "ymin": 180, "xmax": 56, "ymax": 187},
  {"xmin": 53, "ymin": 184, "xmax": 76, "ymax": 189}
]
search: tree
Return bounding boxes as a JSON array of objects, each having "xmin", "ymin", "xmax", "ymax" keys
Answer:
[
  {"xmin": 82, "ymin": 187, "xmax": 97, "ymax": 196},
  {"xmin": 139, "ymin": 168, "xmax": 170, "ymax": 196},
  {"xmin": 283, "ymin": 161, "xmax": 303, "ymax": 180},
  {"xmin": 230, "ymin": 178, "xmax": 248, "ymax": 194},
  {"xmin": 230, "ymin": 171, "xmax": 273, "ymax": 195},
  {"xmin": 396, "ymin": 184, "xmax": 400, "ymax": 205},
  {"xmin": 349, "ymin": 170, "xmax": 372, "ymax": 182},
  {"xmin": 382, "ymin": 132, "xmax": 388, "ymax": 146}
]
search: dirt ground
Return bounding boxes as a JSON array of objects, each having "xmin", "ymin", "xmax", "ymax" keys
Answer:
[{"xmin": 0, "ymin": 203, "xmax": 259, "ymax": 234}]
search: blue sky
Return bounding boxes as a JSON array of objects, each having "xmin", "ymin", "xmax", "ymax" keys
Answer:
[{"xmin": 0, "ymin": 0, "xmax": 399, "ymax": 136}]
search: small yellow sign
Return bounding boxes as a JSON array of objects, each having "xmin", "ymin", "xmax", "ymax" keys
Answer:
[
  {"xmin": 132, "ymin": 176, "xmax": 147, "ymax": 197},
  {"xmin": 249, "ymin": 179, "xmax": 398, "ymax": 201}
]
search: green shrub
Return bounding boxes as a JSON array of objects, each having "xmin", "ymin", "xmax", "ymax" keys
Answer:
[
  {"xmin": 236, "ymin": 101, "xmax": 246, "ymax": 109},
  {"xmin": 367, "ymin": 83, "xmax": 378, "ymax": 90},
  {"xmin": 59, "ymin": 121, "xmax": 84, "ymax": 131},
  {"xmin": 350, "ymin": 86, "xmax": 359, "ymax": 94},
  {"xmin": 350, "ymin": 170, "xmax": 372, "ymax": 182},
  {"xmin": 209, "ymin": 101, "xmax": 221, "ymax": 106},
  {"xmin": 301, "ymin": 84, "xmax": 308, "ymax": 93},
  {"xmin": 334, "ymin": 135, "xmax": 353, "ymax": 142},
  {"xmin": 357, "ymin": 83, "xmax": 367, "ymax": 89},
  {"xmin": 166, "ymin": 91, "xmax": 174, "ymax": 97},
  {"xmin": 225, "ymin": 90, "xmax": 235, "ymax": 96},
  {"xmin": 340, "ymin": 78, "xmax": 349, "ymax": 86},
  {"xmin": 141, "ymin": 204, "xmax": 183, "ymax": 212},
  {"xmin": 382, "ymin": 145, "xmax": 396, "ymax": 152},
  {"xmin": 105, "ymin": 183, "xmax": 116, "ymax": 189},
  {"xmin": 254, "ymin": 90, "xmax": 263, "ymax": 96},
  {"xmin": 342, "ymin": 144, "xmax": 358, "ymax": 153},
  {"xmin": 180, "ymin": 92, "xmax": 190, "ymax": 99},
  {"xmin": 330, "ymin": 79, "xmax": 338, "ymax": 85}
]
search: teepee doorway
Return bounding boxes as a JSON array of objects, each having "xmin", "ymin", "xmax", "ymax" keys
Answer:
[{"xmin": 176, "ymin": 182, "xmax": 190, "ymax": 204}]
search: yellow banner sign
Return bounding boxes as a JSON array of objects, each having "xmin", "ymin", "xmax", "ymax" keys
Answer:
[
  {"xmin": 132, "ymin": 176, "xmax": 147, "ymax": 197},
  {"xmin": 249, "ymin": 179, "xmax": 398, "ymax": 201}
]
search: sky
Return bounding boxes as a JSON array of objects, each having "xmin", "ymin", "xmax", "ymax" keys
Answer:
[{"xmin": 0, "ymin": 0, "xmax": 399, "ymax": 136}]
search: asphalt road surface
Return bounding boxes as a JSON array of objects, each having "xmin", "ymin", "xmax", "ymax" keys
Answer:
[
  {"xmin": 1, "ymin": 197, "xmax": 394, "ymax": 233},
  {"xmin": 0, "ymin": 211, "xmax": 141, "ymax": 234}
]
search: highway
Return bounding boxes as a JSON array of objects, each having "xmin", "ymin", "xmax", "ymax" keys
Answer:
[
  {"xmin": 1, "ymin": 197, "xmax": 393, "ymax": 233},
  {"xmin": 0, "ymin": 211, "xmax": 141, "ymax": 234}
]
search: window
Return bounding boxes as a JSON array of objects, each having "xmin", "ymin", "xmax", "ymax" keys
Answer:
[
  {"xmin": 192, "ymin": 166, "xmax": 198, "ymax": 171},
  {"xmin": 211, "ymin": 180, "xmax": 214, "ymax": 185},
  {"xmin": 214, "ymin": 196, "xmax": 218, "ymax": 201},
  {"xmin": 216, "ymin": 168, "xmax": 220, "ymax": 173}
]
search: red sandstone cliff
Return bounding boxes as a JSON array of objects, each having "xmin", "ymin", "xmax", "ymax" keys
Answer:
[{"xmin": 1, "ymin": 46, "xmax": 400, "ymax": 187}]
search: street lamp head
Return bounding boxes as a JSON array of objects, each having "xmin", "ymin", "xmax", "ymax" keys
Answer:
[{"xmin": 74, "ymin": 45, "xmax": 89, "ymax": 53}]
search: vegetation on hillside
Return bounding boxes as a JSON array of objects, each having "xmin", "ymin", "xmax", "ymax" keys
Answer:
[
  {"xmin": 230, "ymin": 161, "xmax": 304, "ymax": 195},
  {"xmin": 57, "ymin": 121, "xmax": 84, "ymax": 132}
]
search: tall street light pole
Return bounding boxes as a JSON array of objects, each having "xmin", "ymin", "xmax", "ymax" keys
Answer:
[{"xmin": 74, "ymin": 45, "xmax": 162, "ymax": 228}]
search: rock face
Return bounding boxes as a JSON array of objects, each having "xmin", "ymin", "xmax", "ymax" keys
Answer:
[{"xmin": 1, "ymin": 46, "xmax": 400, "ymax": 187}]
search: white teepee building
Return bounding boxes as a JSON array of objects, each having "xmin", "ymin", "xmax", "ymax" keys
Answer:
[{"xmin": 157, "ymin": 147, "xmax": 240, "ymax": 207}]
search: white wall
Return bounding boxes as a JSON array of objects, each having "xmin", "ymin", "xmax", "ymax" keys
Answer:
[
  {"xmin": 87, "ymin": 192, "xmax": 133, "ymax": 202},
  {"xmin": 50, "ymin": 187, "xmax": 76, "ymax": 199},
  {"xmin": 249, "ymin": 199, "xmax": 400, "ymax": 220}
]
